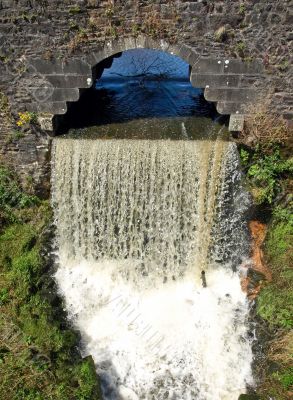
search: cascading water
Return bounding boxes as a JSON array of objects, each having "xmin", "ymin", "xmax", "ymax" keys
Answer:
[{"xmin": 51, "ymin": 123, "xmax": 253, "ymax": 400}]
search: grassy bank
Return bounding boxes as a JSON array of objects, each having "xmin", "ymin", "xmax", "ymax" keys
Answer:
[
  {"xmin": 238, "ymin": 112, "xmax": 293, "ymax": 399},
  {"xmin": 0, "ymin": 166, "xmax": 101, "ymax": 400}
]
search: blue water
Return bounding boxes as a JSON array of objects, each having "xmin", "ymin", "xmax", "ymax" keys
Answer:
[{"xmin": 56, "ymin": 49, "xmax": 220, "ymax": 134}]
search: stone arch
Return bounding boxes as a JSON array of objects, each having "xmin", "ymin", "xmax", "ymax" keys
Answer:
[{"xmin": 27, "ymin": 35, "xmax": 265, "ymax": 132}]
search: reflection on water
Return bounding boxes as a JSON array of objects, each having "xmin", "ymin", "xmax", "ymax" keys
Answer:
[{"xmin": 56, "ymin": 78, "xmax": 220, "ymax": 134}]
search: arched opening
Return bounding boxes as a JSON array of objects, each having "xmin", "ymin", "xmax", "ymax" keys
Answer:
[{"xmin": 53, "ymin": 48, "xmax": 225, "ymax": 136}]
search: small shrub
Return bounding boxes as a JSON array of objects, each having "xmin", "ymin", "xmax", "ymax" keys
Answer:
[
  {"xmin": 104, "ymin": 5, "xmax": 114, "ymax": 18},
  {"xmin": 235, "ymin": 41, "xmax": 246, "ymax": 56},
  {"xmin": 242, "ymin": 103, "xmax": 291, "ymax": 145},
  {"xmin": 278, "ymin": 60, "xmax": 289, "ymax": 72},
  {"xmin": 257, "ymin": 286, "xmax": 293, "ymax": 328},
  {"xmin": 272, "ymin": 368, "xmax": 293, "ymax": 390},
  {"xmin": 0, "ymin": 166, "xmax": 39, "ymax": 226},
  {"xmin": 214, "ymin": 26, "xmax": 228, "ymax": 42},
  {"xmin": 69, "ymin": 6, "xmax": 81, "ymax": 15},
  {"xmin": 0, "ymin": 288, "xmax": 9, "ymax": 305},
  {"xmin": 240, "ymin": 145, "xmax": 293, "ymax": 205},
  {"xmin": 0, "ymin": 91, "xmax": 13, "ymax": 123},
  {"xmin": 5, "ymin": 130, "xmax": 25, "ymax": 144},
  {"xmin": 76, "ymin": 357, "xmax": 101, "ymax": 400},
  {"xmin": 239, "ymin": 3, "xmax": 246, "ymax": 15}
]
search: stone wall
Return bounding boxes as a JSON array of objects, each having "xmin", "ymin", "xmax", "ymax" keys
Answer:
[{"xmin": 0, "ymin": 0, "xmax": 292, "ymax": 193}]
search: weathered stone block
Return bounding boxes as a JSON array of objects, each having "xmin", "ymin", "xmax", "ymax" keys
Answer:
[
  {"xmin": 37, "ymin": 114, "xmax": 54, "ymax": 131},
  {"xmin": 223, "ymin": 59, "xmax": 264, "ymax": 75},
  {"xmin": 45, "ymin": 74, "xmax": 92, "ymax": 89},
  {"xmin": 29, "ymin": 59, "xmax": 63, "ymax": 75},
  {"xmin": 216, "ymin": 101, "xmax": 249, "ymax": 115},
  {"xmin": 191, "ymin": 73, "xmax": 241, "ymax": 88},
  {"xmin": 204, "ymin": 87, "xmax": 258, "ymax": 103},
  {"xmin": 229, "ymin": 114, "xmax": 245, "ymax": 131},
  {"xmin": 177, "ymin": 44, "xmax": 193, "ymax": 64},
  {"xmin": 193, "ymin": 58, "xmax": 264, "ymax": 76},
  {"xmin": 62, "ymin": 60, "xmax": 92, "ymax": 75},
  {"xmin": 193, "ymin": 58, "xmax": 225, "ymax": 74},
  {"xmin": 49, "ymin": 88, "xmax": 80, "ymax": 102},
  {"xmin": 31, "ymin": 101, "xmax": 67, "ymax": 115}
]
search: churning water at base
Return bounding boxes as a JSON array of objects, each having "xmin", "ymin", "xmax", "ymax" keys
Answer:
[{"xmin": 51, "ymin": 125, "xmax": 253, "ymax": 400}]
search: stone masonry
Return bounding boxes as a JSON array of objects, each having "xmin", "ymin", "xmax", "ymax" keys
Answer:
[{"xmin": 0, "ymin": 0, "xmax": 292, "ymax": 193}]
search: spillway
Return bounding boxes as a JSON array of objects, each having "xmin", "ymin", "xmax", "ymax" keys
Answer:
[{"xmin": 51, "ymin": 124, "xmax": 253, "ymax": 400}]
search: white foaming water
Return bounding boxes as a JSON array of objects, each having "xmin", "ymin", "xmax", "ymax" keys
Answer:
[{"xmin": 52, "ymin": 135, "xmax": 253, "ymax": 400}]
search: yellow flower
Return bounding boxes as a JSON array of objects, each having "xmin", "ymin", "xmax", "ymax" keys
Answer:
[{"xmin": 17, "ymin": 112, "xmax": 36, "ymax": 127}]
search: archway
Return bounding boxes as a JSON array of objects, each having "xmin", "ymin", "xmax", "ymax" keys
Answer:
[
  {"xmin": 53, "ymin": 48, "xmax": 221, "ymax": 135},
  {"xmin": 28, "ymin": 35, "xmax": 263, "ymax": 133}
]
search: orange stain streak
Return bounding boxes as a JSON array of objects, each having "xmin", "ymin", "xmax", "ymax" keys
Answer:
[{"xmin": 241, "ymin": 220, "xmax": 272, "ymax": 299}]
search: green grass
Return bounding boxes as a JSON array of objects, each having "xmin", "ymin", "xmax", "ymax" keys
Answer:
[
  {"xmin": 0, "ymin": 165, "xmax": 39, "ymax": 226},
  {"xmin": 0, "ymin": 167, "xmax": 101, "ymax": 399},
  {"xmin": 257, "ymin": 211, "xmax": 293, "ymax": 329},
  {"xmin": 257, "ymin": 209, "xmax": 293, "ymax": 329}
]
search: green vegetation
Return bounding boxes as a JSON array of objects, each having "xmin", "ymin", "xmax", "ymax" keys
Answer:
[
  {"xmin": 278, "ymin": 60, "xmax": 289, "ymax": 72},
  {"xmin": 239, "ymin": 3, "xmax": 246, "ymax": 15},
  {"xmin": 214, "ymin": 26, "xmax": 228, "ymax": 43},
  {"xmin": 5, "ymin": 130, "xmax": 26, "ymax": 144},
  {"xmin": 0, "ymin": 166, "xmax": 101, "ymax": 399},
  {"xmin": 239, "ymin": 111, "xmax": 293, "ymax": 399},
  {"xmin": 256, "ymin": 204, "xmax": 293, "ymax": 399},
  {"xmin": 16, "ymin": 111, "xmax": 38, "ymax": 127},
  {"xmin": 239, "ymin": 145, "xmax": 293, "ymax": 205},
  {"xmin": 0, "ymin": 165, "xmax": 39, "ymax": 226},
  {"xmin": 257, "ymin": 209, "xmax": 293, "ymax": 328},
  {"xmin": 69, "ymin": 6, "xmax": 82, "ymax": 15},
  {"xmin": 235, "ymin": 41, "xmax": 246, "ymax": 57},
  {"xmin": 0, "ymin": 91, "xmax": 13, "ymax": 124}
]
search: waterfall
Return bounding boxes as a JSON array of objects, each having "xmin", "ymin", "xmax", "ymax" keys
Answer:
[{"xmin": 51, "ymin": 130, "xmax": 253, "ymax": 400}]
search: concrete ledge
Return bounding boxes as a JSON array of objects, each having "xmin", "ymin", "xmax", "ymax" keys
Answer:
[
  {"xmin": 29, "ymin": 88, "xmax": 80, "ymax": 102},
  {"xmin": 177, "ymin": 44, "xmax": 194, "ymax": 65},
  {"xmin": 62, "ymin": 59, "xmax": 92, "ymax": 75},
  {"xmin": 29, "ymin": 58, "xmax": 92, "ymax": 76},
  {"xmin": 217, "ymin": 101, "xmax": 250, "ymax": 115},
  {"xmin": 29, "ymin": 59, "xmax": 63, "ymax": 75},
  {"xmin": 30, "ymin": 101, "xmax": 68, "ymax": 115},
  {"xmin": 50, "ymin": 88, "xmax": 80, "ymax": 102},
  {"xmin": 192, "ymin": 58, "xmax": 264, "ymax": 75},
  {"xmin": 191, "ymin": 73, "xmax": 241, "ymax": 88},
  {"xmin": 204, "ymin": 87, "xmax": 258, "ymax": 103},
  {"xmin": 45, "ymin": 74, "xmax": 93, "ymax": 89},
  {"xmin": 223, "ymin": 59, "xmax": 264, "ymax": 75},
  {"xmin": 193, "ymin": 58, "xmax": 225, "ymax": 74}
]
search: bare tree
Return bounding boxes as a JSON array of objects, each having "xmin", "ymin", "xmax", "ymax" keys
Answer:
[{"xmin": 109, "ymin": 52, "xmax": 178, "ymax": 86}]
